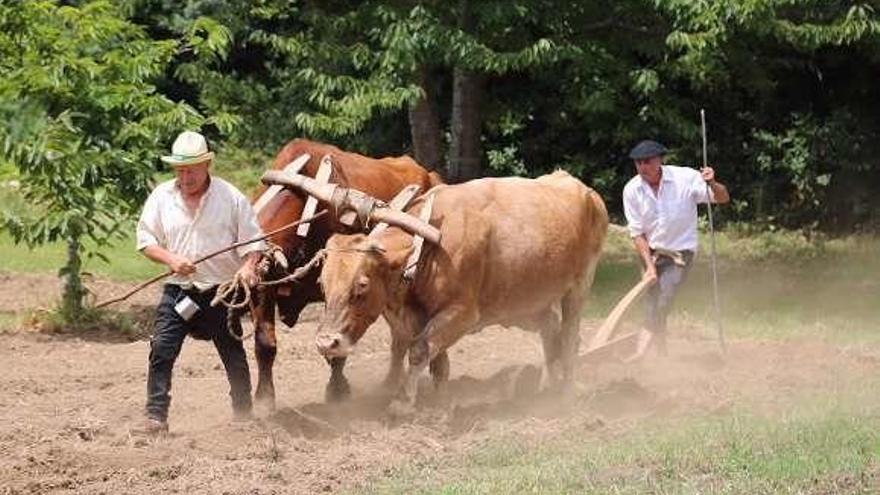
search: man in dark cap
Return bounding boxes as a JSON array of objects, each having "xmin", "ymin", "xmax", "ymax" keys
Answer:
[{"xmin": 622, "ymin": 139, "xmax": 729, "ymax": 361}]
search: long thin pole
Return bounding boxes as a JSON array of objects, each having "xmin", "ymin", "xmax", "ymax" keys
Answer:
[
  {"xmin": 93, "ymin": 210, "xmax": 328, "ymax": 309},
  {"xmin": 702, "ymin": 109, "xmax": 726, "ymax": 354}
]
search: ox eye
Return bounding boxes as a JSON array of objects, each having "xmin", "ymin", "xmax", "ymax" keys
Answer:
[{"xmin": 351, "ymin": 275, "xmax": 369, "ymax": 301}]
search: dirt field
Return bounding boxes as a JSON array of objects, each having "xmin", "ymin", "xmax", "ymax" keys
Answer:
[{"xmin": 1, "ymin": 272, "xmax": 878, "ymax": 494}]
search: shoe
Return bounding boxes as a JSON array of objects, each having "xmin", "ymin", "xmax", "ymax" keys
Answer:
[{"xmin": 136, "ymin": 417, "xmax": 169, "ymax": 436}]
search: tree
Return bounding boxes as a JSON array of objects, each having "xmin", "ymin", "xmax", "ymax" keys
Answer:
[
  {"xmin": 129, "ymin": 1, "xmax": 566, "ymax": 180},
  {"xmin": 129, "ymin": 0, "xmax": 880, "ymax": 230},
  {"xmin": 0, "ymin": 0, "xmax": 205, "ymax": 321},
  {"xmin": 653, "ymin": 0, "xmax": 880, "ymax": 229}
]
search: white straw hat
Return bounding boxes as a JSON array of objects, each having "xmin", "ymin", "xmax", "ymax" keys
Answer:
[{"xmin": 160, "ymin": 131, "xmax": 215, "ymax": 166}]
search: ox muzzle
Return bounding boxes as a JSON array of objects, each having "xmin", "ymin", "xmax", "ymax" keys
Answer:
[{"xmin": 315, "ymin": 329, "xmax": 353, "ymax": 358}]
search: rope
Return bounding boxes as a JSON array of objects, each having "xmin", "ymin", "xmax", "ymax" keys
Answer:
[
  {"xmin": 211, "ymin": 272, "xmax": 255, "ymax": 341},
  {"xmin": 211, "ymin": 248, "xmax": 329, "ymax": 341},
  {"xmin": 258, "ymin": 249, "xmax": 326, "ymax": 287},
  {"xmin": 212, "ymin": 238, "xmax": 389, "ymax": 342}
]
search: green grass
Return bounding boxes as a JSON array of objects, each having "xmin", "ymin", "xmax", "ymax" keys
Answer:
[
  {"xmin": 357, "ymin": 379, "xmax": 880, "ymax": 495},
  {"xmin": 0, "ymin": 230, "xmax": 160, "ymax": 282}
]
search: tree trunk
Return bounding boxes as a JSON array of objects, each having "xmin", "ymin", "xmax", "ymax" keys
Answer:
[
  {"xmin": 448, "ymin": 0, "xmax": 484, "ymax": 183},
  {"xmin": 61, "ymin": 234, "xmax": 85, "ymax": 321},
  {"xmin": 408, "ymin": 67, "xmax": 444, "ymax": 175},
  {"xmin": 448, "ymin": 68, "xmax": 484, "ymax": 183}
]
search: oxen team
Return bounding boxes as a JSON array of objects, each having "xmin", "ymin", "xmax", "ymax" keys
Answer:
[{"xmin": 249, "ymin": 139, "xmax": 608, "ymax": 414}]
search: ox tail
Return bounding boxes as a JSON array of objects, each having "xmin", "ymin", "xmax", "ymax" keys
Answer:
[{"xmin": 586, "ymin": 188, "xmax": 609, "ymax": 258}]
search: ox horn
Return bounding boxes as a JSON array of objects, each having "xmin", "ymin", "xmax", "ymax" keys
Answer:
[{"xmin": 261, "ymin": 170, "xmax": 441, "ymax": 244}]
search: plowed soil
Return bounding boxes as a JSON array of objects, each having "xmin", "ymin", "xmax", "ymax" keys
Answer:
[{"xmin": 1, "ymin": 272, "xmax": 876, "ymax": 494}]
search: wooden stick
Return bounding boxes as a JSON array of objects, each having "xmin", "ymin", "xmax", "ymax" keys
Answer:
[
  {"xmin": 93, "ymin": 210, "xmax": 328, "ymax": 309},
  {"xmin": 702, "ymin": 108, "xmax": 726, "ymax": 354}
]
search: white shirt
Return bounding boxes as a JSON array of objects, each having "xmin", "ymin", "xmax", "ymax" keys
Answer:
[
  {"xmin": 136, "ymin": 176, "xmax": 265, "ymax": 290},
  {"xmin": 622, "ymin": 165, "xmax": 714, "ymax": 252}
]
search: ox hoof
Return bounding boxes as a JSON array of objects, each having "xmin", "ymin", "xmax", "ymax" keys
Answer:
[
  {"xmin": 387, "ymin": 399, "xmax": 416, "ymax": 419},
  {"xmin": 254, "ymin": 395, "xmax": 276, "ymax": 414},
  {"xmin": 325, "ymin": 378, "xmax": 351, "ymax": 403},
  {"xmin": 382, "ymin": 374, "xmax": 402, "ymax": 391},
  {"xmin": 510, "ymin": 364, "xmax": 542, "ymax": 399}
]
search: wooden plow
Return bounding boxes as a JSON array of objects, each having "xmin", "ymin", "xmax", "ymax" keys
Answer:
[{"xmin": 578, "ymin": 277, "xmax": 654, "ymax": 366}]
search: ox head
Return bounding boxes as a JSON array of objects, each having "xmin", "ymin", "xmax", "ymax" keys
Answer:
[{"xmin": 315, "ymin": 233, "xmax": 410, "ymax": 357}]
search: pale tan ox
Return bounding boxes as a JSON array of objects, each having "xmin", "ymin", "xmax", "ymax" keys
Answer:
[{"xmin": 314, "ymin": 171, "xmax": 608, "ymax": 413}]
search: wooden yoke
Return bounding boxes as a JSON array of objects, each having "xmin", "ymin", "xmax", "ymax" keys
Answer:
[
  {"xmin": 261, "ymin": 170, "xmax": 441, "ymax": 244},
  {"xmin": 297, "ymin": 155, "xmax": 333, "ymax": 238},
  {"xmin": 253, "ymin": 153, "xmax": 311, "ymax": 215},
  {"xmin": 368, "ymin": 184, "xmax": 423, "ymax": 238},
  {"xmin": 403, "ymin": 192, "xmax": 435, "ymax": 282}
]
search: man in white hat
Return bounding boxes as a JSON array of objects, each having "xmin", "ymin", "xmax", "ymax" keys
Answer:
[
  {"xmin": 135, "ymin": 131, "xmax": 265, "ymax": 434},
  {"xmin": 623, "ymin": 140, "xmax": 730, "ymax": 361}
]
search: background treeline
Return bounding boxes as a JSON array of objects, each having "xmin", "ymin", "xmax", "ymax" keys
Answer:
[{"xmin": 3, "ymin": 0, "xmax": 880, "ymax": 234}]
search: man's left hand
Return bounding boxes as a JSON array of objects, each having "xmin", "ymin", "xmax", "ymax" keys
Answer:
[
  {"xmin": 236, "ymin": 264, "xmax": 259, "ymax": 287},
  {"xmin": 701, "ymin": 166, "xmax": 717, "ymax": 184}
]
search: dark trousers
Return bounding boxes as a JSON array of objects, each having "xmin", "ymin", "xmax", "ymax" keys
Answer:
[
  {"xmin": 644, "ymin": 250, "xmax": 694, "ymax": 334},
  {"xmin": 146, "ymin": 284, "xmax": 252, "ymax": 421}
]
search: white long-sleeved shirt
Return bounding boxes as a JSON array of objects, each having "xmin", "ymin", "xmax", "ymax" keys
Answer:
[
  {"xmin": 622, "ymin": 165, "xmax": 714, "ymax": 252},
  {"xmin": 136, "ymin": 176, "xmax": 265, "ymax": 290}
]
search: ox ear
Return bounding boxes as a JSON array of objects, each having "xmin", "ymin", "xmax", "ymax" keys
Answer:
[{"xmin": 365, "ymin": 238, "xmax": 411, "ymax": 272}]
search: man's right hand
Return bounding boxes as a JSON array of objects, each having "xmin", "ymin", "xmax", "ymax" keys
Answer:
[
  {"xmin": 169, "ymin": 255, "xmax": 196, "ymax": 275},
  {"xmin": 642, "ymin": 265, "xmax": 658, "ymax": 284}
]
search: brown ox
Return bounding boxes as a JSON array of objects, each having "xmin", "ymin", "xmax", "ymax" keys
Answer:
[
  {"xmin": 313, "ymin": 171, "xmax": 608, "ymax": 413},
  {"xmin": 251, "ymin": 139, "xmax": 442, "ymax": 407}
]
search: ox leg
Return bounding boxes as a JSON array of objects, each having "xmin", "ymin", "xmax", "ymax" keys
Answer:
[
  {"xmin": 558, "ymin": 299, "xmax": 582, "ymax": 385},
  {"xmin": 325, "ymin": 357, "xmax": 351, "ymax": 402},
  {"xmin": 389, "ymin": 308, "xmax": 477, "ymax": 417},
  {"xmin": 253, "ymin": 289, "xmax": 278, "ymax": 410},
  {"xmin": 559, "ymin": 272, "xmax": 596, "ymax": 386},
  {"xmin": 429, "ymin": 350, "xmax": 450, "ymax": 389},
  {"xmin": 527, "ymin": 308, "xmax": 564, "ymax": 385},
  {"xmin": 383, "ymin": 334, "xmax": 409, "ymax": 390}
]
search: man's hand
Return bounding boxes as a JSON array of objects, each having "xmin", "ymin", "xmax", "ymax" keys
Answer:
[
  {"xmin": 169, "ymin": 254, "xmax": 196, "ymax": 276},
  {"xmin": 701, "ymin": 166, "xmax": 717, "ymax": 184},
  {"xmin": 235, "ymin": 263, "xmax": 259, "ymax": 287},
  {"xmin": 642, "ymin": 265, "xmax": 658, "ymax": 284}
]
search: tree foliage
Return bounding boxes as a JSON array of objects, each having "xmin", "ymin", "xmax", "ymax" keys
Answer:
[{"xmin": 0, "ymin": 0, "xmax": 204, "ymax": 317}]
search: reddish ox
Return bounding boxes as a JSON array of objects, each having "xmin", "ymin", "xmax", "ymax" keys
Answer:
[
  {"xmin": 250, "ymin": 139, "xmax": 442, "ymax": 408},
  {"xmin": 312, "ymin": 171, "xmax": 608, "ymax": 414}
]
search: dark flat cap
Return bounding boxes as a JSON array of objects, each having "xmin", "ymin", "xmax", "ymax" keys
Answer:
[{"xmin": 628, "ymin": 140, "xmax": 668, "ymax": 160}]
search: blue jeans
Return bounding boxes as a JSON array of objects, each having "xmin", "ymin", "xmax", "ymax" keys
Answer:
[
  {"xmin": 146, "ymin": 284, "xmax": 252, "ymax": 421},
  {"xmin": 644, "ymin": 250, "xmax": 694, "ymax": 334}
]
